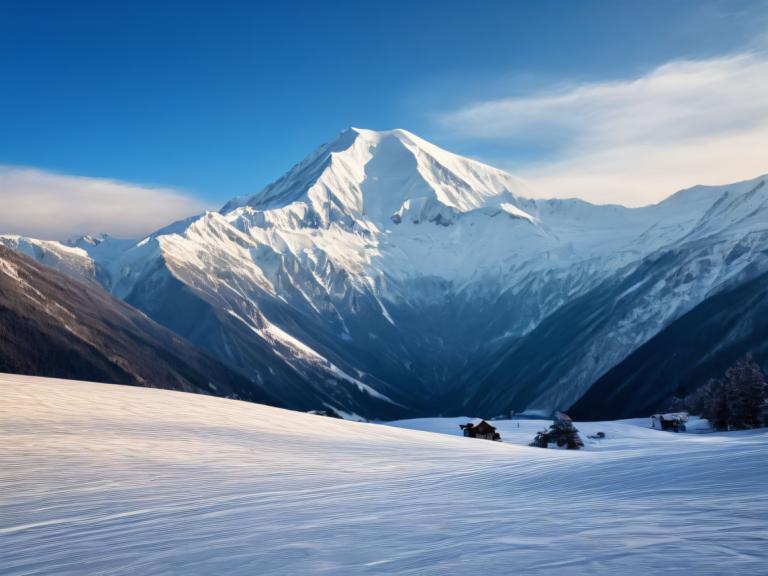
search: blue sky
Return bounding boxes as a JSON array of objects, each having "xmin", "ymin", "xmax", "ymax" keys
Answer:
[{"xmin": 2, "ymin": 0, "xmax": 768, "ymax": 237}]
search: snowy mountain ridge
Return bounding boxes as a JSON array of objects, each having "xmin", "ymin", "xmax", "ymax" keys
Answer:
[
  {"xmin": 3, "ymin": 128, "xmax": 767, "ymax": 418},
  {"xmin": 222, "ymin": 127, "xmax": 534, "ymax": 222}
]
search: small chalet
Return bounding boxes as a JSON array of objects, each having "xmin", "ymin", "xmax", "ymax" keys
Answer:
[
  {"xmin": 651, "ymin": 412, "xmax": 688, "ymax": 432},
  {"xmin": 460, "ymin": 420, "xmax": 502, "ymax": 441}
]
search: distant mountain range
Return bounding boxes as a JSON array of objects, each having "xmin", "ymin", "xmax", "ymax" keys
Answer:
[{"xmin": 2, "ymin": 128, "xmax": 767, "ymax": 419}]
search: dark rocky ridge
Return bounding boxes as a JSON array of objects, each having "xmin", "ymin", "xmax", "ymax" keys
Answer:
[
  {"xmin": 0, "ymin": 246, "xmax": 278, "ymax": 403},
  {"xmin": 570, "ymin": 269, "xmax": 768, "ymax": 420}
]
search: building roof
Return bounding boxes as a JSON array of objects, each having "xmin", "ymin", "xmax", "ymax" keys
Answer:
[
  {"xmin": 473, "ymin": 420, "xmax": 497, "ymax": 434},
  {"xmin": 652, "ymin": 412, "xmax": 689, "ymax": 421}
]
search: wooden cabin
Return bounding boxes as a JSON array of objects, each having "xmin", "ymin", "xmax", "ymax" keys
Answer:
[
  {"xmin": 651, "ymin": 412, "xmax": 688, "ymax": 432},
  {"xmin": 460, "ymin": 420, "xmax": 502, "ymax": 441}
]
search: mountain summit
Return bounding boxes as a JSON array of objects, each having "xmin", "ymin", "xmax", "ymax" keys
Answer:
[
  {"xmin": 3, "ymin": 128, "xmax": 768, "ymax": 419},
  {"xmin": 222, "ymin": 127, "xmax": 534, "ymax": 227}
]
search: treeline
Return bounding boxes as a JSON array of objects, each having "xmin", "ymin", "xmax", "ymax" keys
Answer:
[{"xmin": 668, "ymin": 354, "xmax": 768, "ymax": 430}]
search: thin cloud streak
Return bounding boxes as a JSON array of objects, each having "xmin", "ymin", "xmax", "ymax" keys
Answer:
[
  {"xmin": 437, "ymin": 52, "xmax": 768, "ymax": 205},
  {"xmin": 0, "ymin": 167, "xmax": 209, "ymax": 240}
]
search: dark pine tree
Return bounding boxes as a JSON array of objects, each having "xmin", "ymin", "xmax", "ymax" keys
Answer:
[
  {"xmin": 686, "ymin": 355, "xmax": 768, "ymax": 430},
  {"xmin": 724, "ymin": 354, "xmax": 768, "ymax": 429},
  {"xmin": 704, "ymin": 378, "xmax": 730, "ymax": 431},
  {"xmin": 529, "ymin": 414, "xmax": 584, "ymax": 450}
]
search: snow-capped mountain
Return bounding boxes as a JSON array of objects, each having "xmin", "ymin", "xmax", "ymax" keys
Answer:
[{"xmin": 3, "ymin": 128, "xmax": 767, "ymax": 418}]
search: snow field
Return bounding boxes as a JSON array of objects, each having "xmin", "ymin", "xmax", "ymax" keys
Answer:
[{"xmin": 1, "ymin": 374, "xmax": 767, "ymax": 575}]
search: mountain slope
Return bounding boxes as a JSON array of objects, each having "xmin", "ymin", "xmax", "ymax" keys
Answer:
[
  {"xmin": 98, "ymin": 128, "xmax": 709, "ymax": 411},
  {"xmin": 569, "ymin": 269, "xmax": 768, "ymax": 420},
  {"xmin": 3, "ymin": 128, "xmax": 767, "ymax": 418},
  {"xmin": 0, "ymin": 246, "xmax": 277, "ymax": 402},
  {"xmin": 460, "ymin": 205, "xmax": 768, "ymax": 416}
]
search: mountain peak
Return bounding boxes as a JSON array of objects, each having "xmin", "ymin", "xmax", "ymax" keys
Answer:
[
  {"xmin": 221, "ymin": 127, "xmax": 532, "ymax": 226},
  {"xmin": 346, "ymin": 126, "xmax": 421, "ymax": 141}
]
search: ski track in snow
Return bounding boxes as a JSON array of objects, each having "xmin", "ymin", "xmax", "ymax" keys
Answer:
[{"xmin": 1, "ymin": 374, "xmax": 767, "ymax": 575}]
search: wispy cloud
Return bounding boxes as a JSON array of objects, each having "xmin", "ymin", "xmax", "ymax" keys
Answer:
[
  {"xmin": 0, "ymin": 167, "xmax": 209, "ymax": 240},
  {"xmin": 437, "ymin": 52, "xmax": 768, "ymax": 205}
]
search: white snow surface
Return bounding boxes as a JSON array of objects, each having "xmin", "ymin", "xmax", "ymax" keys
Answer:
[
  {"xmin": 0, "ymin": 235, "xmax": 98, "ymax": 281},
  {"xmin": 2, "ymin": 374, "xmax": 767, "ymax": 575}
]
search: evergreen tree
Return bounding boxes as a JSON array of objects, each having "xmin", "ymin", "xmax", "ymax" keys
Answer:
[
  {"xmin": 687, "ymin": 355, "xmax": 768, "ymax": 430},
  {"xmin": 724, "ymin": 354, "xmax": 767, "ymax": 429},
  {"xmin": 665, "ymin": 395, "xmax": 687, "ymax": 412},
  {"xmin": 709, "ymin": 378, "xmax": 730, "ymax": 431},
  {"xmin": 529, "ymin": 413, "xmax": 584, "ymax": 449},
  {"xmin": 684, "ymin": 380, "xmax": 713, "ymax": 416}
]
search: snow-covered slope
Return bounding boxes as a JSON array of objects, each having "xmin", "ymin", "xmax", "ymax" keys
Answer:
[
  {"xmin": 2, "ymin": 374, "xmax": 767, "ymax": 575},
  {"xmin": 0, "ymin": 235, "xmax": 102, "ymax": 283},
  {"xmin": 223, "ymin": 127, "xmax": 534, "ymax": 220},
  {"xmin": 4, "ymin": 128, "xmax": 768, "ymax": 418},
  {"xmin": 0, "ymin": 246, "xmax": 275, "ymax": 402},
  {"xmin": 461, "ymin": 175, "xmax": 768, "ymax": 415},
  {"xmin": 570, "ymin": 268, "xmax": 768, "ymax": 420}
]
